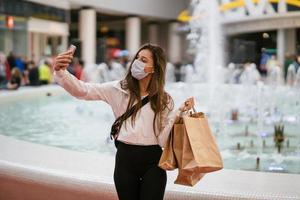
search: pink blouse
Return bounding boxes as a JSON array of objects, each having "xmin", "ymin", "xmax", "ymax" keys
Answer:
[{"xmin": 53, "ymin": 69, "xmax": 179, "ymax": 147}]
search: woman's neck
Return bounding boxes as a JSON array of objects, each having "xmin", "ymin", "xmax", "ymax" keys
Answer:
[{"xmin": 139, "ymin": 75, "xmax": 151, "ymax": 96}]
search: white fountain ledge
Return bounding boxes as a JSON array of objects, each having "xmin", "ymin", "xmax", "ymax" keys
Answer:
[
  {"xmin": 1, "ymin": 85, "xmax": 300, "ymax": 200},
  {"xmin": 1, "ymin": 134, "xmax": 300, "ymax": 200}
]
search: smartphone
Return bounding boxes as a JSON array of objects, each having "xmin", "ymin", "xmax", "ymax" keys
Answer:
[{"xmin": 68, "ymin": 44, "xmax": 76, "ymax": 55}]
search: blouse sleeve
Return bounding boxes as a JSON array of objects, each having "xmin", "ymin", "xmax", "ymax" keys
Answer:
[
  {"xmin": 157, "ymin": 105, "xmax": 181, "ymax": 147},
  {"xmin": 53, "ymin": 69, "xmax": 117, "ymax": 105}
]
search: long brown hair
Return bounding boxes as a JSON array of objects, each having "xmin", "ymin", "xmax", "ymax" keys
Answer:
[{"xmin": 120, "ymin": 43, "xmax": 174, "ymax": 136}]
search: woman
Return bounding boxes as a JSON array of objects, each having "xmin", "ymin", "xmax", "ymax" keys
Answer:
[{"xmin": 53, "ymin": 43, "xmax": 194, "ymax": 200}]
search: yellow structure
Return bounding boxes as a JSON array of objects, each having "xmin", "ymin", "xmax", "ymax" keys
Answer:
[
  {"xmin": 178, "ymin": 0, "xmax": 300, "ymax": 22},
  {"xmin": 220, "ymin": 0, "xmax": 300, "ymax": 12}
]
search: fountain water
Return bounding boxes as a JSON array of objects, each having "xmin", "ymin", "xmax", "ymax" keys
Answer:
[
  {"xmin": 286, "ymin": 64, "xmax": 296, "ymax": 86},
  {"xmin": 184, "ymin": 0, "xmax": 300, "ymax": 173},
  {"xmin": 188, "ymin": 0, "xmax": 224, "ymax": 84},
  {"xmin": 268, "ymin": 66, "xmax": 284, "ymax": 86},
  {"xmin": 239, "ymin": 63, "xmax": 261, "ymax": 85},
  {"xmin": 295, "ymin": 69, "xmax": 300, "ymax": 87}
]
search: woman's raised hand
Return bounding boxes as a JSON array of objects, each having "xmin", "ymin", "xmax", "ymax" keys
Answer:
[
  {"xmin": 53, "ymin": 45, "xmax": 76, "ymax": 71},
  {"xmin": 179, "ymin": 97, "xmax": 195, "ymax": 112}
]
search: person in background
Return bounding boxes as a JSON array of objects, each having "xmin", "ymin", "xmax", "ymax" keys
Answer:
[
  {"xmin": 291, "ymin": 55, "xmax": 300, "ymax": 73},
  {"xmin": 15, "ymin": 55, "xmax": 25, "ymax": 73},
  {"xmin": 265, "ymin": 54, "xmax": 279, "ymax": 74},
  {"xmin": 7, "ymin": 51, "xmax": 16, "ymax": 70},
  {"xmin": 0, "ymin": 53, "xmax": 7, "ymax": 86},
  {"xmin": 174, "ymin": 62, "xmax": 182, "ymax": 82},
  {"xmin": 5, "ymin": 67, "xmax": 22, "ymax": 90},
  {"xmin": 39, "ymin": 59, "xmax": 52, "ymax": 85},
  {"xmin": 5, "ymin": 56, "xmax": 11, "ymax": 81},
  {"xmin": 119, "ymin": 53, "xmax": 129, "ymax": 69},
  {"xmin": 53, "ymin": 43, "xmax": 194, "ymax": 200},
  {"xmin": 73, "ymin": 58, "xmax": 84, "ymax": 80},
  {"xmin": 284, "ymin": 53, "xmax": 294, "ymax": 82},
  {"xmin": 66, "ymin": 59, "xmax": 76, "ymax": 76},
  {"xmin": 27, "ymin": 61, "xmax": 40, "ymax": 86},
  {"xmin": 259, "ymin": 48, "xmax": 269, "ymax": 76}
]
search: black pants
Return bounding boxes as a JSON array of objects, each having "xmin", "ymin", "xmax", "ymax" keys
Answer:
[{"xmin": 114, "ymin": 141, "xmax": 167, "ymax": 200}]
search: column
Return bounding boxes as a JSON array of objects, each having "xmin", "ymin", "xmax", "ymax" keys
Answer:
[
  {"xmin": 277, "ymin": 29, "xmax": 285, "ymax": 67},
  {"xmin": 27, "ymin": 32, "xmax": 32, "ymax": 60},
  {"xmin": 4, "ymin": 30, "xmax": 13, "ymax": 55},
  {"xmin": 148, "ymin": 22, "xmax": 159, "ymax": 44},
  {"xmin": 60, "ymin": 35, "xmax": 68, "ymax": 52},
  {"xmin": 79, "ymin": 8, "xmax": 96, "ymax": 64},
  {"xmin": 40, "ymin": 34, "xmax": 48, "ymax": 56},
  {"xmin": 51, "ymin": 36, "xmax": 59, "ymax": 55},
  {"xmin": 126, "ymin": 16, "xmax": 141, "ymax": 57},
  {"xmin": 32, "ymin": 32, "xmax": 40, "ymax": 64},
  {"xmin": 168, "ymin": 21, "xmax": 181, "ymax": 64},
  {"xmin": 285, "ymin": 28, "xmax": 296, "ymax": 55}
]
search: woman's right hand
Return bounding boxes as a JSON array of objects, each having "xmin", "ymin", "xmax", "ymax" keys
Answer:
[
  {"xmin": 179, "ymin": 97, "xmax": 195, "ymax": 112},
  {"xmin": 53, "ymin": 49, "xmax": 74, "ymax": 71}
]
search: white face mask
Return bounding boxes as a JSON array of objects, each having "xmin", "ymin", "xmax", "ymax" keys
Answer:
[{"xmin": 131, "ymin": 59, "xmax": 148, "ymax": 80}]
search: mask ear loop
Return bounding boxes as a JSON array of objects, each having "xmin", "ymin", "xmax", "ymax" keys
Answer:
[{"xmin": 146, "ymin": 66, "xmax": 155, "ymax": 74}]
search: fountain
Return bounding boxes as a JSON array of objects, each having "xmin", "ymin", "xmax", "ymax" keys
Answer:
[
  {"xmin": 183, "ymin": 0, "xmax": 300, "ymax": 174},
  {"xmin": 188, "ymin": 0, "xmax": 224, "ymax": 84}
]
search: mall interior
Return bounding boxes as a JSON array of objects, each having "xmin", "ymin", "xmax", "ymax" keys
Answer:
[
  {"xmin": 0, "ymin": 0, "xmax": 189, "ymax": 66},
  {"xmin": 1, "ymin": 0, "xmax": 300, "ymax": 200}
]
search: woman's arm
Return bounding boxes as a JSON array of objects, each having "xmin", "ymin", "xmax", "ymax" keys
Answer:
[
  {"xmin": 157, "ymin": 107, "xmax": 180, "ymax": 147},
  {"xmin": 157, "ymin": 97, "xmax": 195, "ymax": 147},
  {"xmin": 54, "ymin": 69, "xmax": 116, "ymax": 103},
  {"xmin": 53, "ymin": 48, "xmax": 116, "ymax": 104}
]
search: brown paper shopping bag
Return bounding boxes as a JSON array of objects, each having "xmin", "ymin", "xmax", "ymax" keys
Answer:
[
  {"xmin": 173, "ymin": 116, "xmax": 205, "ymax": 186},
  {"xmin": 173, "ymin": 111, "xmax": 223, "ymax": 186},
  {"xmin": 176, "ymin": 169, "xmax": 206, "ymax": 186},
  {"xmin": 158, "ymin": 128, "xmax": 177, "ymax": 170},
  {"xmin": 184, "ymin": 112, "xmax": 223, "ymax": 172},
  {"xmin": 172, "ymin": 117, "xmax": 191, "ymax": 169}
]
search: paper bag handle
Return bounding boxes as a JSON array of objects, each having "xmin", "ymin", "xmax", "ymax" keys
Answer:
[
  {"xmin": 189, "ymin": 106, "xmax": 197, "ymax": 115},
  {"xmin": 189, "ymin": 107, "xmax": 205, "ymax": 118}
]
